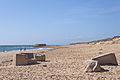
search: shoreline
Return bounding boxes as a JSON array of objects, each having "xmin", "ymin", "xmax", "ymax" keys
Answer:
[
  {"xmin": 0, "ymin": 47, "xmax": 54, "ymax": 54},
  {"xmin": 0, "ymin": 45, "xmax": 59, "ymax": 53}
]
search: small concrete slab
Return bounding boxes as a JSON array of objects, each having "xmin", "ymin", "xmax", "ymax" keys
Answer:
[
  {"xmin": 92, "ymin": 53, "xmax": 118, "ymax": 65},
  {"xmin": 84, "ymin": 60, "xmax": 102, "ymax": 72}
]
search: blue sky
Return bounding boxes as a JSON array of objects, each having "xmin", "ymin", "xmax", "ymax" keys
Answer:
[{"xmin": 0, "ymin": 0, "xmax": 120, "ymax": 45}]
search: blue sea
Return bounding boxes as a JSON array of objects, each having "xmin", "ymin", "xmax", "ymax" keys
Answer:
[{"xmin": 0, "ymin": 45, "xmax": 38, "ymax": 52}]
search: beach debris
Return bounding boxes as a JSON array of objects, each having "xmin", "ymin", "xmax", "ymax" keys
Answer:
[
  {"xmin": 99, "ymin": 48, "xmax": 103, "ymax": 50},
  {"xmin": 13, "ymin": 53, "xmax": 46, "ymax": 66},
  {"xmin": 84, "ymin": 53, "xmax": 118, "ymax": 72},
  {"xmin": 43, "ymin": 65, "xmax": 47, "ymax": 67},
  {"xmin": 13, "ymin": 53, "xmax": 28, "ymax": 66},
  {"xmin": 98, "ymin": 52, "xmax": 103, "ymax": 54},
  {"xmin": 84, "ymin": 60, "xmax": 102, "ymax": 72},
  {"xmin": 92, "ymin": 53, "xmax": 118, "ymax": 65},
  {"xmin": 21, "ymin": 53, "xmax": 35, "ymax": 59},
  {"xmin": 35, "ymin": 54, "xmax": 46, "ymax": 61}
]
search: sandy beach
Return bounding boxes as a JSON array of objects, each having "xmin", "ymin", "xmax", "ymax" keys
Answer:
[{"xmin": 0, "ymin": 43, "xmax": 120, "ymax": 80}]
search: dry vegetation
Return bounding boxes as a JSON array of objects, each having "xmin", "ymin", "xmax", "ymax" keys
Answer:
[{"xmin": 70, "ymin": 36, "xmax": 120, "ymax": 45}]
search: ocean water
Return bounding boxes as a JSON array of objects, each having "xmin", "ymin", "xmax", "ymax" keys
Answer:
[{"xmin": 0, "ymin": 45, "xmax": 37, "ymax": 52}]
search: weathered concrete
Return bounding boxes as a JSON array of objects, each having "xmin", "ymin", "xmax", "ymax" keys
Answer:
[
  {"xmin": 27, "ymin": 59, "xmax": 37, "ymax": 64},
  {"xmin": 35, "ymin": 55, "xmax": 46, "ymax": 61},
  {"xmin": 13, "ymin": 54, "xmax": 28, "ymax": 66},
  {"xmin": 13, "ymin": 53, "xmax": 46, "ymax": 66},
  {"xmin": 21, "ymin": 53, "xmax": 35, "ymax": 59},
  {"xmin": 92, "ymin": 53, "xmax": 118, "ymax": 65},
  {"xmin": 84, "ymin": 60, "xmax": 102, "ymax": 72}
]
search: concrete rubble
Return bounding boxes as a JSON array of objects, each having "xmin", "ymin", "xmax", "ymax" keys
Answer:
[
  {"xmin": 85, "ymin": 53, "xmax": 118, "ymax": 72},
  {"xmin": 13, "ymin": 53, "xmax": 46, "ymax": 66},
  {"xmin": 84, "ymin": 60, "xmax": 102, "ymax": 72},
  {"xmin": 92, "ymin": 53, "xmax": 118, "ymax": 65}
]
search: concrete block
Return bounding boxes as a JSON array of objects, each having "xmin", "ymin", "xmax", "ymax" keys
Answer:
[
  {"xmin": 27, "ymin": 59, "xmax": 37, "ymax": 64},
  {"xmin": 92, "ymin": 53, "xmax": 118, "ymax": 65},
  {"xmin": 13, "ymin": 53, "xmax": 46, "ymax": 66},
  {"xmin": 13, "ymin": 54, "xmax": 28, "ymax": 66},
  {"xmin": 84, "ymin": 60, "xmax": 102, "ymax": 72},
  {"xmin": 35, "ymin": 55, "xmax": 46, "ymax": 61},
  {"xmin": 21, "ymin": 53, "xmax": 35, "ymax": 59}
]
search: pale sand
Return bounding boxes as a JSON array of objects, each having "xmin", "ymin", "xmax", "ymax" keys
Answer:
[{"xmin": 0, "ymin": 44, "xmax": 120, "ymax": 80}]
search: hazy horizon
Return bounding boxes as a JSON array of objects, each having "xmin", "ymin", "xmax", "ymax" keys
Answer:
[{"xmin": 0, "ymin": 0, "xmax": 120, "ymax": 45}]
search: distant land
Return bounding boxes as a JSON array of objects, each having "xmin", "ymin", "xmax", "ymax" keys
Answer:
[{"xmin": 70, "ymin": 36, "xmax": 120, "ymax": 45}]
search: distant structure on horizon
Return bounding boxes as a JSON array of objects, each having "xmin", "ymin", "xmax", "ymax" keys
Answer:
[{"xmin": 34, "ymin": 44, "xmax": 46, "ymax": 47}]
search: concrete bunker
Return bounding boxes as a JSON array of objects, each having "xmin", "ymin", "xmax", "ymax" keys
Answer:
[{"xmin": 13, "ymin": 53, "xmax": 46, "ymax": 66}]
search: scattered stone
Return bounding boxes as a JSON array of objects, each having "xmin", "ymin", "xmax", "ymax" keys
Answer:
[
  {"xmin": 99, "ymin": 52, "xmax": 103, "ymax": 54},
  {"xmin": 43, "ymin": 65, "xmax": 47, "ymax": 67},
  {"xmin": 99, "ymin": 49, "xmax": 103, "ymax": 50}
]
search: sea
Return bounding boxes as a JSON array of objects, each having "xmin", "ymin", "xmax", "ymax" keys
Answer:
[{"xmin": 0, "ymin": 45, "xmax": 38, "ymax": 52}]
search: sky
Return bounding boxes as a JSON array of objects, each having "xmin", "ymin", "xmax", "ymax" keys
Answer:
[{"xmin": 0, "ymin": 0, "xmax": 120, "ymax": 45}]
